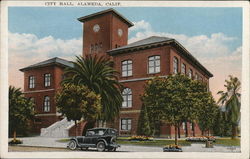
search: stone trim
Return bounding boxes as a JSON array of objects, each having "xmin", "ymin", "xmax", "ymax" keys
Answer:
[
  {"xmin": 120, "ymin": 110, "xmax": 141, "ymax": 114},
  {"xmin": 24, "ymin": 89, "xmax": 55, "ymax": 94},
  {"xmin": 35, "ymin": 113, "xmax": 58, "ymax": 117},
  {"xmin": 119, "ymin": 75, "xmax": 167, "ymax": 83}
]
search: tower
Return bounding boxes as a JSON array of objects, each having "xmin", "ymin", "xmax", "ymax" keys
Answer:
[{"xmin": 78, "ymin": 8, "xmax": 134, "ymax": 57}]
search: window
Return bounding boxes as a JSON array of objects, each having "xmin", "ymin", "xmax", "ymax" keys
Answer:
[
  {"xmin": 122, "ymin": 60, "xmax": 132, "ymax": 77},
  {"xmin": 195, "ymin": 73, "xmax": 198, "ymax": 80},
  {"xmin": 44, "ymin": 73, "xmax": 51, "ymax": 87},
  {"xmin": 44, "ymin": 96, "xmax": 50, "ymax": 112},
  {"xmin": 29, "ymin": 76, "xmax": 35, "ymax": 88},
  {"xmin": 148, "ymin": 56, "xmax": 160, "ymax": 74},
  {"xmin": 95, "ymin": 43, "xmax": 98, "ymax": 51},
  {"xmin": 90, "ymin": 44, "xmax": 94, "ymax": 53},
  {"xmin": 188, "ymin": 69, "xmax": 193, "ymax": 79},
  {"xmin": 29, "ymin": 97, "xmax": 35, "ymax": 111},
  {"xmin": 121, "ymin": 119, "xmax": 131, "ymax": 131},
  {"xmin": 173, "ymin": 57, "xmax": 179, "ymax": 74},
  {"xmin": 181, "ymin": 63, "xmax": 186, "ymax": 74},
  {"xmin": 182, "ymin": 122, "xmax": 186, "ymax": 130},
  {"xmin": 122, "ymin": 88, "xmax": 132, "ymax": 108}
]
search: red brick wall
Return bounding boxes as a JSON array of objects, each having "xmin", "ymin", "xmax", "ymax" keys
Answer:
[
  {"xmin": 69, "ymin": 121, "xmax": 87, "ymax": 137},
  {"xmin": 23, "ymin": 65, "xmax": 65, "ymax": 133},
  {"xmin": 82, "ymin": 12, "xmax": 129, "ymax": 57}
]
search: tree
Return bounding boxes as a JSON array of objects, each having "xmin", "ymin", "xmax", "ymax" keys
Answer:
[
  {"xmin": 142, "ymin": 74, "xmax": 199, "ymax": 145},
  {"xmin": 62, "ymin": 55, "xmax": 123, "ymax": 122},
  {"xmin": 196, "ymin": 92, "xmax": 218, "ymax": 136},
  {"xmin": 137, "ymin": 104, "xmax": 151, "ymax": 136},
  {"xmin": 142, "ymin": 74, "xmax": 217, "ymax": 145},
  {"xmin": 55, "ymin": 83, "xmax": 101, "ymax": 136},
  {"xmin": 9, "ymin": 86, "xmax": 34, "ymax": 141},
  {"xmin": 217, "ymin": 75, "xmax": 241, "ymax": 139}
]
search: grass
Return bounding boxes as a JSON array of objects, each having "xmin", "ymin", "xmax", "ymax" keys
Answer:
[
  {"xmin": 214, "ymin": 138, "xmax": 240, "ymax": 146},
  {"xmin": 56, "ymin": 137, "xmax": 240, "ymax": 147},
  {"xmin": 117, "ymin": 139, "xmax": 191, "ymax": 147}
]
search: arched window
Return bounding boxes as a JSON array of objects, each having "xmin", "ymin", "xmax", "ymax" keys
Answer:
[
  {"xmin": 148, "ymin": 56, "xmax": 160, "ymax": 74},
  {"xmin": 122, "ymin": 60, "xmax": 132, "ymax": 77},
  {"xmin": 173, "ymin": 57, "xmax": 178, "ymax": 74},
  {"xmin": 181, "ymin": 63, "xmax": 186, "ymax": 74},
  {"xmin": 188, "ymin": 69, "xmax": 193, "ymax": 79},
  {"xmin": 122, "ymin": 88, "xmax": 132, "ymax": 108},
  {"xmin": 44, "ymin": 96, "xmax": 50, "ymax": 112}
]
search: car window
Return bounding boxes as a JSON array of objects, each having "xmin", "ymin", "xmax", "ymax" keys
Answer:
[
  {"xmin": 86, "ymin": 130, "xmax": 95, "ymax": 136},
  {"xmin": 95, "ymin": 129, "xmax": 105, "ymax": 135}
]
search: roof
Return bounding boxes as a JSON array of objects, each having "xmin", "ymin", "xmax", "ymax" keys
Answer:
[
  {"xmin": 78, "ymin": 8, "xmax": 134, "ymax": 27},
  {"xmin": 109, "ymin": 36, "xmax": 174, "ymax": 53},
  {"xmin": 20, "ymin": 57, "xmax": 74, "ymax": 72},
  {"xmin": 107, "ymin": 36, "xmax": 213, "ymax": 77}
]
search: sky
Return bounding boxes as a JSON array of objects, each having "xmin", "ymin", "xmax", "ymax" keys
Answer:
[{"xmin": 8, "ymin": 7, "xmax": 243, "ymax": 100}]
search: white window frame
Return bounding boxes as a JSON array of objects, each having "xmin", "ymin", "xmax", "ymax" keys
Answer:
[
  {"xmin": 44, "ymin": 73, "xmax": 51, "ymax": 87},
  {"xmin": 120, "ymin": 118, "xmax": 132, "ymax": 131},
  {"xmin": 122, "ymin": 60, "xmax": 132, "ymax": 77},
  {"xmin": 122, "ymin": 88, "xmax": 132, "ymax": 108},
  {"xmin": 188, "ymin": 69, "xmax": 193, "ymax": 79},
  {"xmin": 173, "ymin": 57, "xmax": 179, "ymax": 74},
  {"xmin": 148, "ymin": 56, "xmax": 160, "ymax": 74},
  {"xmin": 29, "ymin": 76, "xmax": 35, "ymax": 89},
  {"xmin": 44, "ymin": 96, "xmax": 50, "ymax": 112},
  {"xmin": 181, "ymin": 63, "xmax": 186, "ymax": 74}
]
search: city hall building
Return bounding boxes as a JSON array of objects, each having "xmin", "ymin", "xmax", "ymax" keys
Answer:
[{"xmin": 20, "ymin": 9, "xmax": 213, "ymax": 137}]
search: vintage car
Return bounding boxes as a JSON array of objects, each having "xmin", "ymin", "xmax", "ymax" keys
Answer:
[{"xmin": 67, "ymin": 128, "xmax": 120, "ymax": 152}]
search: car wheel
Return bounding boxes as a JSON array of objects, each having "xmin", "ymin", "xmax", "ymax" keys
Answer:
[
  {"xmin": 97, "ymin": 141, "xmax": 105, "ymax": 152},
  {"xmin": 68, "ymin": 140, "xmax": 77, "ymax": 150}
]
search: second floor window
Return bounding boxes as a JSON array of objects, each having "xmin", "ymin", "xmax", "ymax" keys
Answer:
[
  {"xmin": 122, "ymin": 60, "xmax": 132, "ymax": 77},
  {"xmin": 148, "ymin": 56, "xmax": 160, "ymax": 74},
  {"xmin": 44, "ymin": 73, "xmax": 51, "ymax": 87},
  {"xmin": 122, "ymin": 88, "xmax": 132, "ymax": 108},
  {"xmin": 181, "ymin": 63, "xmax": 186, "ymax": 74},
  {"xmin": 29, "ymin": 76, "xmax": 35, "ymax": 89},
  {"xmin": 44, "ymin": 96, "xmax": 50, "ymax": 112},
  {"xmin": 195, "ymin": 73, "xmax": 198, "ymax": 80},
  {"xmin": 173, "ymin": 57, "xmax": 179, "ymax": 74},
  {"xmin": 188, "ymin": 69, "xmax": 193, "ymax": 79}
]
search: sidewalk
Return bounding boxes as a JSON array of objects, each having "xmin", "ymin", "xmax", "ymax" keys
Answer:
[{"xmin": 9, "ymin": 136, "xmax": 240, "ymax": 152}]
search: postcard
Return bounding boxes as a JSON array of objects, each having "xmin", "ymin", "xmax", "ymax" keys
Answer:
[{"xmin": 0, "ymin": 1, "xmax": 249, "ymax": 158}]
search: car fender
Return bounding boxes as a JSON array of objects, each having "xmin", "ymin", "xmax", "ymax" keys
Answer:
[{"xmin": 97, "ymin": 138, "xmax": 108, "ymax": 146}]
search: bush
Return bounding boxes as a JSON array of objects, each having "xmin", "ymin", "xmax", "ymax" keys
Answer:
[
  {"xmin": 9, "ymin": 139, "xmax": 23, "ymax": 145},
  {"xmin": 128, "ymin": 135, "xmax": 153, "ymax": 141}
]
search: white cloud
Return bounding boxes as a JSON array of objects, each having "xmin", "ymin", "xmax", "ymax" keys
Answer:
[
  {"xmin": 128, "ymin": 21, "xmax": 242, "ymax": 100},
  {"xmin": 8, "ymin": 32, "xmax": 82, "ymax": 89}
]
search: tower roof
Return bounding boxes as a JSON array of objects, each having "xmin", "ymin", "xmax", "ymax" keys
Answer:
[
  {"xmin": 78, "ymin": 8, "xmax": 134, "ymax": 27},
  {"xmin": 20, "ymin": 57, "xmax": 73, "ymax": 72}
]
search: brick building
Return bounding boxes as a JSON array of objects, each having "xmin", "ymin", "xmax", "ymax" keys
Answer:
[{"xmin": 20, "ymin": 8, "xmax": 213, "ymax": 137}]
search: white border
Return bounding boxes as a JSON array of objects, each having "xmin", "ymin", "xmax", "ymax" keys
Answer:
[{"xmin": 1, "ymin": 1, "xmax": 249, "ymax": 159}]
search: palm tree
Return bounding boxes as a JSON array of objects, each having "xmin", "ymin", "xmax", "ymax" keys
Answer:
[
  {"xmin": 62, "ymin": 55, "xmax": 123, "ymax": 123},
  {"xmin": 217, "ymin": 75, "xmax": 241, "ymax": 139}
]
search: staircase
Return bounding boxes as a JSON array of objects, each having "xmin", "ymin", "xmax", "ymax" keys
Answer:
[{"xmin": 40, "ymin": 118, "xmax": 75, "ymax": 138}]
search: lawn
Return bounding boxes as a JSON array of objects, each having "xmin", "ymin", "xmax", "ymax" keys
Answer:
[
  {"xmin": 57, "ymin": 137, "xmax": 240, "ymax": 147},
  {"xmin": 214, "ymin": 138, "xmax": 240, "ymax": 146}
]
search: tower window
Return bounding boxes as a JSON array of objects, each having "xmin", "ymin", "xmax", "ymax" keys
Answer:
[
  {"xmin": 148, "ymin": 56, "xmax": 160, "ymax": 74},
  {"xmin": 29, "ymin": 76, "xmax": 35, "ymax": 89},
  {"xmin": 90, "ymin": 44, "xmax": 94, "ymax": 53},
  {"xmin": 44, "ymin": 96, "xmax": 50, "ymax": 112},
  {"xmin": 122, "ymin": 88, "xmax": 132, "ymax": 108},
  {"xmin": 122, "ymin": 60, "xmax": 132, "ymax": 77},
  {"xmin": 44, "ymin": 73, "xmax": 51, "ymax": 87}
]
